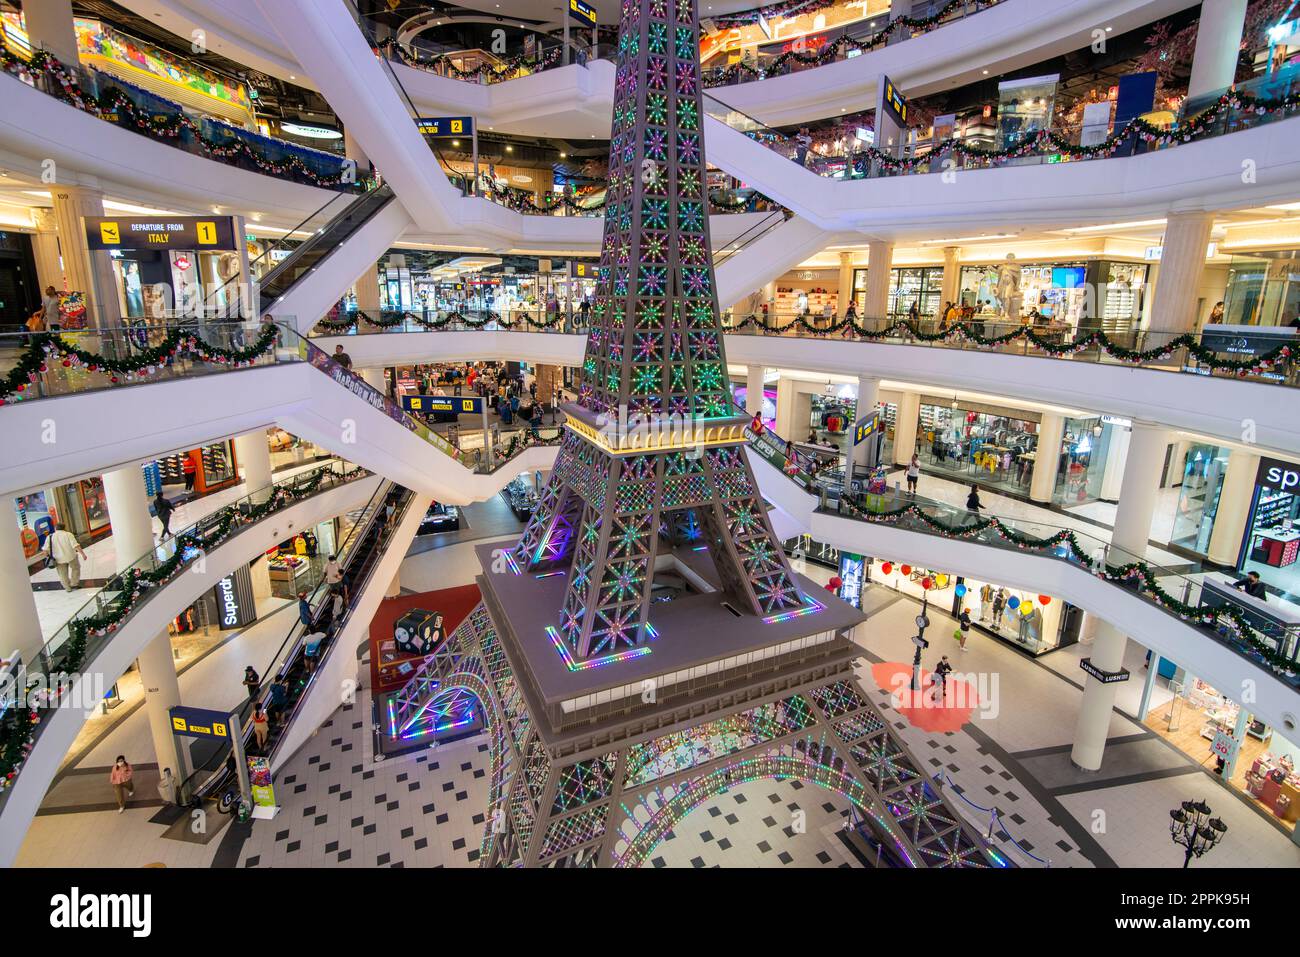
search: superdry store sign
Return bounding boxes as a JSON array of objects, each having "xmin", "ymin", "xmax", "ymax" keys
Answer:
[
  {"xmin": 1257, "ymin": 457, "xmax": 1300, "ymax": 494},
  {"xmin": 85, "ymin": 215, "xmax": 238, "ymax": 250}
]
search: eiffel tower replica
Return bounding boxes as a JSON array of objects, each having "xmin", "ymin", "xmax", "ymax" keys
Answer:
[{"xmin": 383, "ymin": 0, "xmax": 1001, "ymax": 868}]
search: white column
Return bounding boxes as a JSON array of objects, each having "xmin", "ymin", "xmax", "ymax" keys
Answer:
[
  {"xmin": 892, "ymin": 390, "xmax": 920, "ymax": 466},
  {"xmin": 136, "ymin": 629, "xmax": 188, "ymax": 779},
  {"xmin": 343, "ymin": 128, "xmax": 371, "ymax": 178},
  {"xmin": 1029, "ymin": 413, "xmax": 1066, "ymax": 503},
  {"xmin": 249, "ymin": 556, "xmax": 273, "ymax": 600},
  {"xmin": 233, "ymin": 430, "xmax": 274, "ymax": 504},
  {"xmin": 836, "ymin": 252, "xmax": 855, "ymax": 317},
  {"xmin": 102, "ymin": 463, "xmax": 157, "ymax": 569},
  {"xmin": 1187, "ymin": 0, "xmax": 1249, "ymax": 101},
  {"xmin": 745, "ymin": 365, "xmax": 765, "ymax": 416},
  {"xmin": 50, "ymin": 182, "xmax": 122, "ymax": 329},
  {"xmin": 23, "ymin": 0, "xmax": 80, "ymax": 67},
  {"xmin": 940, "ymin": 246, "xmax": 960, "ymax": 306},
  {"xmin": 1207, "ymin": 449, "xmax": 1261, "ymax": 566},
  {"xmin": 353, "ymin": 261, "xmax": 382, "ymax": 328},
  {"xmin": 1148, "ymin": 211, "xmax": 1215, "ymax": 336},
  {"xmin": 30, "ymin": 208, "xmax": 64, "ymax": 292},
  {"xmin": 862, "ymin": 240, "xmax": 893, "ymax": 320},
  {"xmin": 1, "ymin": 523, "xmax": 45, "ymax": 667},
  {"xmin": 1071, "ymin": 422, "xmax": 1170, "ymax": 771},
  {"xmin": 851, "ymin": 376, "xmax": 880, "ymax": 471},
  {"xmin": 775, "ymin": 377, "xmax": 810, "ymax": 441}
]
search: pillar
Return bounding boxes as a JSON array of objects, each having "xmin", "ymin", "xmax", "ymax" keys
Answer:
[
  {"xmin": 1099, "ymin": 425, "xmax": 1132, "ymax": 501},
  {"xmin": 1148, "ymin": 211, "xmax": 1215, "ymax": 336},
  {"xmin": 249, "ymin": 556, "xmax": 273, "ymax": 600},
  {"xmin": 233, "ymin": 430, "xmax": 274, "ymax": 504},
  {"xmin": 1207, "ymin": 449, "xmax": 1261, "ymax": 567},
  {"xmin": 892, "ymin": 390, "xmax": 920, "ymax": 466},
  {"xmin": 22, "ymin": 0, "xmax": 80, "ymax": 67},
  {"xmin": 102, "ymin": 463, "xmax": 157, "ymax": 569},
  {"xmin": 775, "ymin": 377, "xmax": 811, "ymax": 441},
  {"xmin": 1071, "ymin": 422, "xmax": 1171, "ymax": 771},
  {"xmin": 836, "ymin": 252, "xmax": 855, "ymax": 317},
  {"xmin": 743, "ymin": 366, "xmax": 764, "ymax": 417},
  {"xmin": 353, "ymin": 261, "xmax": 381, "ymax": 325},
  {"xmin": 50, "ymin": 182, "xmax": 122, "ymax": 329},
  {"xmin": 862, "ymin": 240, "xmax": 893, "ymax": 320},
  {"xmin": 1187, "ymin": 0, "xmax": 1249, "ymax": 102},
  {"xmin": 30, "ymin": 208, "xmax": 63, "ymax": 292},
  {"xmin": 136, "ymin": 629, "xmax": 188, "ymax": 780},
  {"xmin": 1, "ymin": 522, "xmax": 45, "ymax": 668},
  {"xmin": 1029, "ymin": 412, "xmax": 1066, "ymax": 503},
  {"xmin": 851, "ymin": 376, "xmax": 880, "ymax": 471},
  {"xmin": 940, "ymin": 246, "xmax": 960, "ymax": 306},
  {"xmin": 343, "ymin": 128, "xmax": 372, "ymax": 178}
]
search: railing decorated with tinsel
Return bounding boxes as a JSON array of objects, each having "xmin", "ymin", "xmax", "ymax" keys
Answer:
[
  {"xmin": 473, "ymin": 179, "xmax": 777, "ymax": 216},
  {"xmin": 703, "ymin": 0, "xmax": 1000, "ymax": 86},
  {"xmin": 721, "ymin": 313, "xmax": 1296, "ymax": 380},
  {"xmin": 0, "ymin": 324, "xmax": 286, "ymax": 406},
  {"xmin": 313, "ymin": 308, "xmax": 578, "ymax": 334},
  {"xmin": 741, "ymin": 419, "xmax": 1300, "ymax": 685},
  {"xmin": 1, "ymin": 49, "xmax": 363, "ymax": 190},
  {"xmin": 379, "ymin": 36, "xmax": 566, "ymax": 84},
  {"xmin": 0, "ymin": 461, "xmax": 372, "ymax": 798}
]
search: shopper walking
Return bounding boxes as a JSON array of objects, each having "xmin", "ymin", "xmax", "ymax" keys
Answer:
[
  {"xmin": 156, "ymin": 767, "xmax": 177, "ymax": 806},
  {"xmin": 906, "ymin": 454, "xmax": 920, "ymax": 496},
  {"xmin": 932, "ymin": 655, "xmax": 953, "ymax": 703},
  {"xmin": 45, "ymin": 523, "xmax": 87, "ymax": 592},
  {"xmin": 181, "ymin": 454, "xmax": 197, "ymax": 491},
  {"xmin": 958, "ymin": 607, "xmax": 972, "ymax": 651},
  {"xmin": 243, "ymin": 666, "xmax": 261, "ymax": 701},
  {"xmin": 42, "ymin": 285, "xmax": 61, "ymax": 329},
  {"xmin": 153, "ymin": 490, "xmax": 175, "ymax": 540},
  {"xmin": 109, "ymin": 756, "xmax": 134, "ymax": 813},
  {"xmin": 965, "ymin": 484, "xmax": 983, "ymax": 515}
]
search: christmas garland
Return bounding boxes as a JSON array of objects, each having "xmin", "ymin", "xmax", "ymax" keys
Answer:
[
  {"xmin": 315, "ymin": 309, "xmax": 578, "ymax": 334},
  {"xmin": 382, "ymin": 38, "xmax": 565, "ymax": 83},
  {"xmin": 836, "ymin": 86, "xmax": 1300, "ymax": 173},
  {"xmin": 2, "ymin": 49, "xmax": 362, "ymax": 190},
  {"xmin": 705, "ymin": 0, "xmax": 999, "ymax": 84},
  {"xmin": 0, "ymin": 325, "xmax": 282, "ymax": 404},
  {"xmin": 477, "ymin": 180, "xmax": 775, "ymax": 216},
  {"xmin": 834, "ymin": 494, "xmax": 1297, "ymax": 675},
  {"xmin": 723, "ymin": 315, "xmax": 1294, "ymax": 376},
  {"xmin": 0, "ymin": 463, "xmax": 367, "ymax": 791}
]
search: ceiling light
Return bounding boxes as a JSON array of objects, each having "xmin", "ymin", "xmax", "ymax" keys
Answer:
[
  {"xmin": 102, "ymin": 199, "xmax": 182, "ymax": 216},
  {"xmin": 1265, "ymin": 201, "xmax": 1300, "ymax": 211},
  {"xmin": 920, "ymin": 233, "xmax": 1015, "ymax": 244},
  {"xmin": 505, "ymin": 145, "xmax": 513, "ymax": 152},
  {"xmin": 1062, "ymin": 219, "xmax": 1167, "ymax": 233}
]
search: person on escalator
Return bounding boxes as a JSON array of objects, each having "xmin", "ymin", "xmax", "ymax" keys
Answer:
[
  {"xmin": 265, "ymin": 678, "xmax": 288, "ymax": 726},
  {"xmin": 243, "ymin": 666, "xmax": 261, "ymax": 702},
  {"xmin": 303, "ymin": 630, "xmax": 326, "ymax": 673},
  {"xmin": 794, "ymin": 127, "xmax": 812, "ymax": 167},
  {"xmin": 332, "ymin": 344, "xmax": 353, "ymax": 370},
  {"xmin": 329, "ymin": 587, "xmax": 345, "ymax": 634},
  {"xmin": 298, "ymin": 591, "xmax": 313, "ymax": 629},
  {"xmin": 252, "ymin": 706, "xmax": 270, "ymax": 751}
]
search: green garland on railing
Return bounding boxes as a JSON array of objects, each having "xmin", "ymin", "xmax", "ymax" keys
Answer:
[
  {"xmin": 0, "ymin": 707, "xmax": 36, "ymax": 792},
  {"xmin": 315, "ymin": 309, "xmax": 577, "ymax": 334},
  {"xmin": 56, "ymin": 464, "xmax": 367, "ymax": 674},
  {"xmin": 723, "ymin": 315, "xmax": 1294, "ymax": 376},
  {"xmin": 706, "ymin": 0, "xmax": 998, "ymax": 84},
  {"xmin": 0, "ymin": 326, "xmax": 280, "ymax": 404},
  {"xmin": 2, "ymin": 49, "xmax": 361, "ymax": 190},
  {"xmin": 382, "ymin": 38, "xmax": 564, "ymax": 83},
  {"xmin": 834, "ymin": 494, "xmax": 1295, "ymax": 674}
]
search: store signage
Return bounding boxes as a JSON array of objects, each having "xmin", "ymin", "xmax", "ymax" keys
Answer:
[
  {"xmin": 853, "ymin": 410, "xmax": 882, "ymax": 446},
  {"xmin": 169, "ymin": 705, "xmax": 234, "ymax": 739},
  {"xmin": 212, "ymin": 565, "xmax": 255, "ymax": 630},
  {"xmin": 838, "ymin": 553, "xmax": 864, "ymax": 609},
  {"xmin": 414, "ymin": 116, "xmax": 473, "ymax": 138},
  {"xmin": 86, "ymin": 215, "xmax": 237, "ymax": 251},
  {"xmin": 570, "ymin": 261, "xmax": 596, "ymax": 278},
  {"xmin": 1209, "ymin": 731, "xmax": 1236, "ymax": 761},
  {"xmin": 1099, "ymin": 414, "xmax": 1131, "ymax": 429},
  {"xmin": 402, "ymin": 395, "xmax": 484, "ymax": 415},
  {"xmin": 248, "ymin": 755, "xmax": 277, "ymax": 808},
  {"xmin": 568, "ymin": 0, "xmax": 597, "ymax": 27},
  {"xmin": 1257, "ymin": 456, "xmax": 1300, "ymax": 494},
  {"xmin": 881, "ymin": 75, "xmax": 908, "ymax": 127},
  {"xmin": 1143, "ymin": 244, "xmax": 1217, "ymax": 261},
  {"xmin": 1200, "ymin": 323, "xmax": 1296, "ymax": 358},
  {"xmin": 1078, "ymin": 658, "xmax": 1130, "ymax": 684}
]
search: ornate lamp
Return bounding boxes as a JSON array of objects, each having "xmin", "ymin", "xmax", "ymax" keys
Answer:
[{"xmin": 1169, "ymin": 798, "xmax": 1228, "ymax": 868}]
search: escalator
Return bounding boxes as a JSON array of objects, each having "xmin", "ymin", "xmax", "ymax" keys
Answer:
[{"xmin": 182, "ymin": 482, "xmax": 415, "ymax": 812}]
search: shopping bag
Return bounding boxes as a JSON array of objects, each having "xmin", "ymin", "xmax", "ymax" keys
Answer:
[{"xmin": 953, "ymin": 628, "xmax": 963, "ymax": 641}]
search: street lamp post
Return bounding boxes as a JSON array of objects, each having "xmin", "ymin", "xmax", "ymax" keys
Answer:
[
  {"xmin": 910, "ymin": 592, "xmax": 930, "ymax": 692},
  {"xmin": 1169, "ymin": 798, "xmax": 1228, "ymax": 868}
]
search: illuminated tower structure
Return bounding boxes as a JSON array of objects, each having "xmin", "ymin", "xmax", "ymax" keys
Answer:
[{"xmin": 384, "ymin": 0, "xmax": 1001, "ymax": 869}]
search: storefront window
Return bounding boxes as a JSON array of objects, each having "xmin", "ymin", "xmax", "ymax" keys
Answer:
[
  {"xmin": 1240, "ymin": 457, "xmax": 1300, "ymax": 599},
  {"xmin": 887, "ymin": 266, "xmax": 943, "ymax": 319},
  {"xmin": 1170, "ymin": 444, "xmax": 1231, "ymax": 556},
  {"xmin": 916, "ymin": 401, "xmax": 1039, "ymax": 492},
  {"xmin": 1222, "ymin": 251, "xmax": 1300, "ymax": 327},
  {"xmin": 958, "ymin": 261, "xmax": 1091, "ymax": 325}
]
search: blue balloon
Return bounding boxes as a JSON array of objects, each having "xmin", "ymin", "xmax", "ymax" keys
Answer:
[
  {"xmin": 1007, "ymin": 595, "xmax": 1021, "ymax": 609},
  {"xmin": 954, "ymin": 584, "xmax": 967, "ymax": 598}
]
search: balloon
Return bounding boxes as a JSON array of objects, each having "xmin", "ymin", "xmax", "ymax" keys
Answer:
[
  {"xmin": 921, "ymin": 576, "xmax": 932, "ymax": 590},
  {"xmin": 1021, "ymin": 602, "xmax": 1034, "ymax": 615},
  {"xmin": 954, "ymin": 583, "xmax": 967, "ymax": 598},
  {"xmin": 880, "ymin": 562, "xmax": 892, "ymax": 575},
  {"xmin": 935, "ymin": 574, "xmax": 949, "ymax": 588},
  {"xmin": 1007, "ymin": 595, "xmax": 1020, "ymax": 609},
  {"xmin": 900, "ymin": 564, "xmax": 912, "ymax": 576},
  {"xmin": 1038, "ymin": 595, "xmax": 1051, "ymax": 605},
  {"xmin": 828, "ymin": 576, "xmax": 842, "ymax": 591}
]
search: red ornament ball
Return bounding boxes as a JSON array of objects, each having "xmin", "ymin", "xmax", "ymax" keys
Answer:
[
  {"xmin": 900, "ymin": 564, "xmax": 912, "ymax": 576},
  {"xmin": 921, "ymin": 576, "xmax": 933, "ymax": 590},
  {"xmin": 880, "ymin": 562, "xmax": 892, "ymax": 575},
  {"xmin": 1038, "ymin": 595, "xmax": 1051, "ymax": 605}
]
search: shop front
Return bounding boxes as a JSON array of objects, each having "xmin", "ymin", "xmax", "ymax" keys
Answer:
[
  {"xmin": 1237, "ymin": 457, "xmax": 1300, "ymax": 598},
  {"xmin": 1221, "ymin": 250, "xmax": 1300, "ymax": 327},
  {"xmin": 265, "ymin": 518, "xmax": 338, "ymax": 598},
  {"xmin": 957, "ymin": 259, "xmax": 1148, "ymax": 332},
  {"xmin": 914, "ymin": 397, "xmax": 1041, "ymax": 493}
]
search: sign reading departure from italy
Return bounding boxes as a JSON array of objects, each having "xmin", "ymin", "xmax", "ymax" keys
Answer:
[
  {"xmin": 402, "ymin": 395, "xmax": 484, "ymax": 415},
  {"xmin": 568, "ymin": 0, "xmax": 597, "ymax": 26},
  {"xmin": 414, "ymin": 116, "xmax": 473, "ymax": 138},
  {"xmin": 85, "ymin": 216, "xmax": 238, "ymax": 251}
]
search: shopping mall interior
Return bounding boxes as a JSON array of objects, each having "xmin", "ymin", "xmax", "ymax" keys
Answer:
[{"xmin": 1, "ymin": 0, "xmax": 1299, "ymax": 883}]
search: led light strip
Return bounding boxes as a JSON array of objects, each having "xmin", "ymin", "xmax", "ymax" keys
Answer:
[
  {"xmin": 762, "ymin": 596, "xmax": 826, "ymax": 624},
  {"xmin": 546, "ymin": 625, "xmax": 653, "ymax": 671},
  {"xmin": 502, "ymin": 551, "xmax": 522, "ymax": 575}
]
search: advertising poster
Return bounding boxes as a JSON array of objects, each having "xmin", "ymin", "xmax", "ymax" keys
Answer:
[{"xmin": 248, "ymin": 755, "xmax": 276, "ymax": 808}]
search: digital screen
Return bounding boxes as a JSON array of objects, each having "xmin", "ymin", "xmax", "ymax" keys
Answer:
[{"xmin": 1052, "ymin": 267, "xmax": 1086, "ymax": 288}]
